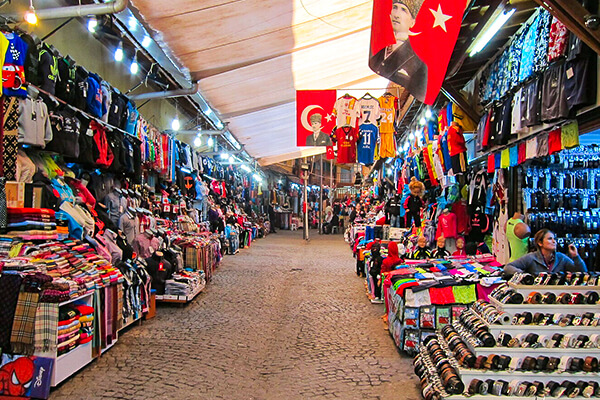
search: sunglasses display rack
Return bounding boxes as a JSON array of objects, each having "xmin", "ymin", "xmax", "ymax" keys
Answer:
[{"xmin": 414, "ymin": 273, "xmax": 600, "ymax": 399}]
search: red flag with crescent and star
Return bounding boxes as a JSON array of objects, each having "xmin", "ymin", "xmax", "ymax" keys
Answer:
[
  {"xmin": 296, "ymin": 90, "xmax": 337, "ymax": 147},
  {"xmin": 369, "ymin": 0, "xmax": 467, "ymax": 105}
]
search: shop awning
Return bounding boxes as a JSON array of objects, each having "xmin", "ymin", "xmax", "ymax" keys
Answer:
[{"xmin": 130, "ymin": 0, "xmax": 377, "ymax": 165}]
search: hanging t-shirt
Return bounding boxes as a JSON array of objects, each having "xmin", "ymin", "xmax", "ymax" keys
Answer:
[
  {"xmin": 526, "ymin": 137, "xmax": 538, "ymax": 159},
  {"xmin": 537, "ymin": 132, "xmax": 549, "ymax": 158},
  {"xmin": 378, "ymin": 95, "xmax": 396, "ymax": 133},
  {"xmin": 0, "ymin": 34, "xmax": 9, "ymax": 96},
  {"xmin": 561, "ymin": 121, "xmax": 579, "ymax": 149},
  {"xmin": 334, "ymin": 126, "xmax": 358, "ymax": 164},
  {"xmin": 357, "ymin": 123, "xmax": 378, "ymax": 165},
  {"xmin": 548, "ymin": 128, "xmax": 562, "ymax": 155},
  {"xmin": 436, "ymin": 212, "xmax": 457, "ymax": 239},
  {"xmin": 124, "ymin": 102, "xmax": 139, "ymax": 136},
  {"xmin": 357, "ymin": 97, "xmax": 380, "ymax": 126},
  {"xmin": 500, "ymin": 148, "xmax": 510, "ymax": 169},
  {"xmin": 447, "ymin": 124, "xmax": 466, "ymax": 156},
  {"xmin": 509, "ymin": 146, "xmax": 519, "ymax": 167},
  {"xmin": 333, "ymin": 96, "xmax": 359, "ymax": 127},
  {"xmin": 2, "ymin": 32, "xmax": 28, "ymax": 97},
  {"xmin": 518, "ymin": 142, "xmax": 527, "ymax": 164},
  {"xmin": 451, "ymin": 104, "xmax": 477, "ymax": 132}
]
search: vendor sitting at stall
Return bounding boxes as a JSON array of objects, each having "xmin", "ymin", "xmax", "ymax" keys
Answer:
[{"xmin": 504, "ymin": 228, "xmax": 587, "ymax": 276}]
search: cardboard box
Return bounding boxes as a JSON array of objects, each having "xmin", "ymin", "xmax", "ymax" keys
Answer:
[{"xmin": 5, "ymin": 181, "xmax": 25, "ymax": 208}]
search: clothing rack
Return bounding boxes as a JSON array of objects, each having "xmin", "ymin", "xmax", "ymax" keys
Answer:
[{"xmin": 28, "ymin": 84, "xmax": 142, "ymax": 144}]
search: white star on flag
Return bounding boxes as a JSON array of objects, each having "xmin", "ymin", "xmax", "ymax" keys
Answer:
[
  {"xmin": 430, "ymin": 4, "xmax": 452, "ymax": 32},
  {"xmin": 325, "ymin": 113, "xmax": 333, "ymax": 122}
]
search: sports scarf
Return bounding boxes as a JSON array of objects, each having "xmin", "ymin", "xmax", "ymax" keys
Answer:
[{"xmin": 10, "ymin": 291, "xmax": 40, "ymax": 355}]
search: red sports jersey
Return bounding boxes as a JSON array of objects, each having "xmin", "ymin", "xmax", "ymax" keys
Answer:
[{"xmin": 334, "ymin": 126, "xmax": 358, "ymax": 164}]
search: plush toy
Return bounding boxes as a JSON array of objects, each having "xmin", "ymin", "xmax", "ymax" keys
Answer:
[{"xmin": 404, "ymin": 177, "xmax": 425, "ymax": 228}]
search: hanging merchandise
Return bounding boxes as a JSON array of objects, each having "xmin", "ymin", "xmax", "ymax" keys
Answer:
[{"xmin": 333, "ymin": 125, "xmax": 358, "ymax": 164}]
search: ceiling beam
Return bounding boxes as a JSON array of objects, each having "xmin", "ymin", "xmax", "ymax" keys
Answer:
[
  {"xmin": 533, "ymin": 0, "xmax": 600, "ymax": 55},
  {"xmin": 446, "ymin": 0, "xmax": 504, "ymax": 78},
  {"xmin": 440, "ymin": 84, "xmax": 481, "ymax": 123}
]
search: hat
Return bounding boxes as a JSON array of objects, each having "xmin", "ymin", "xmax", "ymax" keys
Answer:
[{"xmin": 392, "ymin": 0, "xmax": 423, "ymax": 19}]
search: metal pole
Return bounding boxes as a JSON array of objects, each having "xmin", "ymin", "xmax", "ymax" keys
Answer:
[
  {"xmin": 319, "ymin": 154, "xmax": 323, "ymax": 235},
  {"xmin": 303, "ymin": 174, "xmax": 309, "ymax": 240}
]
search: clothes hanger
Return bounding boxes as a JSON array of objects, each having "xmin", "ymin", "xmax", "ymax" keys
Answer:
[{"xmin": 361, "ymin": 92, "xmax": 374, "ymax": 99}]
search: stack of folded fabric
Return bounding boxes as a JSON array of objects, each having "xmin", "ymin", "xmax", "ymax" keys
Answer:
[
  {"xmin": 40, "ymin": 278, "xmax": 71, "ymax": 303},
  {"xmin": 72, "ymin": 304, "xmax": 94, "ymax": 345},
  {"xmin": 6, "ymin": 208, "xmax": 58, "ymax": 240},
  {"xmin": 57, "ymin": 306, "xmax": 81, "ymax": 356},
  {"xmin": 164, "ymin": 280, "xmax": 190, "ymax": 296}
]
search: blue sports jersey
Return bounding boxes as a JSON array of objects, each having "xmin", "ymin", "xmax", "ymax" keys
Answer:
[{"xmin": 357, "ymin": 123, "xmax": 378, "ymax": 165}]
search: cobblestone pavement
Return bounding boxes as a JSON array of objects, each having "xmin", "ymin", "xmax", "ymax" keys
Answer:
[{"xmin": 51, "ymin": 230, "xmax": 421, "ymax": 400}]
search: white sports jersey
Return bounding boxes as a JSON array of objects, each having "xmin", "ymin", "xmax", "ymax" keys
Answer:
[
  {"xmin": 357, "ymin": 97, "xmax": 380, "ymax": 126},
  {"xmin": 333, "ymin": 96, "xmax": 360, "ymax": 128}
]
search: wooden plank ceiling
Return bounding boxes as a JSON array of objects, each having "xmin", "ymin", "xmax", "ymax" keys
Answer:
[{"xmin": 131, "ymin": 0, "xmax": 378, "ymax": 165}]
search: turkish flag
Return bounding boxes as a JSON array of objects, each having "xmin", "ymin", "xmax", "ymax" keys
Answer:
[
  {"xmin": 326, "ymin": 146, "xmax": 335, "ymax": 160},
  {"xmin": 369, "ymin": 0, "xmax": 467, "ymax": 105},
  {"xmin": 296, "ymin": 90, "xmax": 337, "ymax": 147}
]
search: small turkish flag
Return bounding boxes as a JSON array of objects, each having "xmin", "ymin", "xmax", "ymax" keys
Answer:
[
  {"xmin": 326, "ymin": 146, "xmax": 335, "ymax": 160},
  {"xmin": 296, "ymin": 90, "xmax": 337, "ymax": 147},
  {"xmin": 369, "ymin": 0, "xmax": 467, "ymax": 105}
]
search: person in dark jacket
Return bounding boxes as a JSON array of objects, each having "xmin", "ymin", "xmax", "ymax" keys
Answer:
[
  {"xmin": 369, "ymin": 241, "xmax": 384, "ymax": 302},
  {"xmin": 504, "ymin": 228, "xmax": 586, "ymax": 276}
]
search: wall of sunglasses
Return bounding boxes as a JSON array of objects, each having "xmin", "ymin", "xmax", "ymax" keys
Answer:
[{"xmin": 413, "ymin": 271, "xmax": 600, "ymax": 399}]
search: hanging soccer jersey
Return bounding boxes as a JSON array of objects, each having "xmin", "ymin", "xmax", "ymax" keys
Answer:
[
  {"xmin": 357, "ymin": 123, "xmax": 378, "ymax": 165},
  {"xmin": 333, "ymin": 96, "xmax": 359, "ymax": 127},
  {"xmin": 357, "ymin": 97, "xmax": 380, "ymax": 126},
  {"xmin": 334, "ymin": 126, "xmax": 358, "ymax": 164},
  {"xmin": 378, "ymin": 95, "xmax": 396, "ymax": 133},
  {"xmin": 379, "ymin": 132, "xmax": 396, "ymax": 158}
]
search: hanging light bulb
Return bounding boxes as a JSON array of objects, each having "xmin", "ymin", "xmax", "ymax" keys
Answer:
[
  {"xmin": 114, "ymin": 41, "xmax": 124, "ymax": 62},
  {"xmin": 142, "ymin": 36, "xmax": 152, "ymax": 48},
  {"xmin": 229, "ymin": 156, "xmax": 234, "ymax": 164},
  {"xmin": 130, "ymin": 51, "xmax": 139, "ymax": 75},
  {"xmin": 207, "ymin": 137, "xmax": 214, "ymax": 147},
  {"xmin": 170, "ymin": 101, "xmax": 180, "ymax": 131},
  {"xmin": 425, "ymin": 108, "xmax": 433, "ymax": 119},
  {"xmin": 409, "ymin": 132, "xmax": 415, "ymax": 141},
  {"xmin": 24, "ymin": 1, "xmax": 37, "ymax": 25},
  {"xmin": 220, "ymin": 152, "xmax": 229, "ymax": 160},
  {"xmin": 171, "ymin": 117, "xmax": 180, "ymax": 131},
  {"xmin": 87, "ymin": 17, "xmax": 98, "ymax": 33},
  {"xmin": 193, "ymin": 136, "xmax": 201, "ymax": 148},
  {"xmin": 419, "ymin": 117, "xmax": 426, "ymax": 126}
]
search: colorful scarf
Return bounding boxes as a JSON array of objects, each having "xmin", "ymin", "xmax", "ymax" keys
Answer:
[
  {"xmin": 10, "ymin": 291, "xmax": 40, "ymax": 355},
  {"xmin": 34, "ymin": 302, "xmax": 59, "ymax": 352},
  {"xmin": 0, "ymin": 273, "xmax": 23, "ymax": 352}
]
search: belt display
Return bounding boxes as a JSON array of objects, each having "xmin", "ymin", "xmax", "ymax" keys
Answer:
[{"xmin": 414, "ymin": 281, "xmax": 600, "ymax": 399}]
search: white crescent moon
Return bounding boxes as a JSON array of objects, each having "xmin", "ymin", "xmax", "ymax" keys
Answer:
[{"xmin": 300, "ymin": 105, "xmax": 324, "ymax": 131}]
